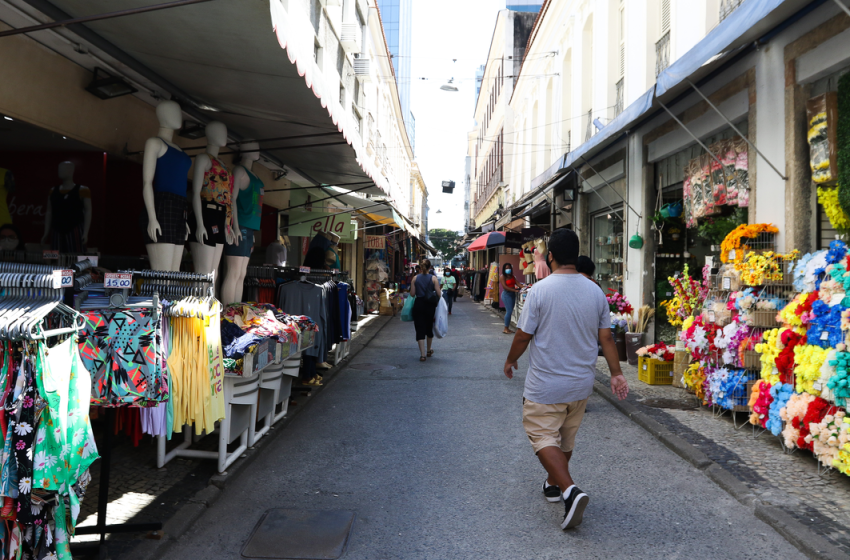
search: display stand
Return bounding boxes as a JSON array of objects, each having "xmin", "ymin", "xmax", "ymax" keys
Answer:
[{"xmin": 331, "ymin": 340, "xmax": 350, "ymax": 365}]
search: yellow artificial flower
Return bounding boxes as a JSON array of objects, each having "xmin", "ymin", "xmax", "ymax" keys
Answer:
[{"xmin": 817, "ymin": 186, "xmax": 850, "ymax": 231}]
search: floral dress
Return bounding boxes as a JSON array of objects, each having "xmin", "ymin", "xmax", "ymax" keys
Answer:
[{"xmin": 34, "ymin": 338, "xmax": 98, "ymax": 559}]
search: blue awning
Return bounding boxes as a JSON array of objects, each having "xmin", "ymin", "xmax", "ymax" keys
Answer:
[
  {"xmin": 656, "ymin": 0, "xmax": 793, "ymax": 96},
  {"xmin": 563, "ymin": 87, "xmax": 655, "ymax": 169}
]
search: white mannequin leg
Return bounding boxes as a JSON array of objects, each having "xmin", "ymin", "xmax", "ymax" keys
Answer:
[
  {"xmin": 191, "ymin": 242, "xmax": 224, "ymax": 276},
  {"xmin": 147, "ymin": 243, "xmax": 182, "ymax": 271},
  {"xmin": 222, "ymin": 255, "xmax": 249, "ymax": 304}
]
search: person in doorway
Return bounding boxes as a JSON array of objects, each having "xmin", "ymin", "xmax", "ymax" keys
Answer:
[
  {"xmin": 410, "ymin": 259, "xmax": 441, "ymax": 362},
  {"xmin": 0, "ymin": 224, "xmax": 22, "ymax": 252},
  {"xmin": 503, "ymin": 228, "xmax": 629, "ymax": 530},
  {"xmin": 440, "ymin": 268, "xmax": 457, "ymax": 315},
  {"xmin": 499, "ymin": 263, "xmax": 523, "ymax": 334},
  {"xmin": 451, "ymin": 268, "xmax": 461, "ymax": 302}
]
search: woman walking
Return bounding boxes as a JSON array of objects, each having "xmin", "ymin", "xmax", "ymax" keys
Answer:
[
  {"xmin": 500, "ymin": 263, "xmax": 523, "ymax": 334},
  {"xmin": 440, "ymin": 269, "xmax": 456, "ymax": 314},
  {"xmin": 410, "ymin": 259, "xmax": 442, "ymax": 361}
]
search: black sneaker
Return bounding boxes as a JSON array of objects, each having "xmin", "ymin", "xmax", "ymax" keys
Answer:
[
  {"xmin": 561, "ymin": 486, "xmax": 589, "ymax": 530},
  {"xmin": 542, "ymin": 481, "xmax": 562, "ymax": 503}
]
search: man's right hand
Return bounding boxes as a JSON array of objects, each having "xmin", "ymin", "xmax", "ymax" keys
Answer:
[
  {"xmin": 611, "ymin": 373, "xmax": 629, "ymax": 400},
  {"xmin": 504, "ymin": 361, "xmax": 517, "ymax": 379}
]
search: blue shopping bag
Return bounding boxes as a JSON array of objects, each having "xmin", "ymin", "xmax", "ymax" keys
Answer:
[{"xmin": 400, "ymin": 296, "xmax": 415, "ymax": 322}]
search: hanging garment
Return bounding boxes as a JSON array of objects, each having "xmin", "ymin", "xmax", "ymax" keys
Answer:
[
  {"xmin": 235, "ymin": 165, "xmax": 263, "ymax": 231},
  {"xmin": 78, "ymin": 308, "xmax": 167, "ymax": 406},
  {"xmin": 278, "ymin": 282, "xmax": 327, "ymax": 359},
  {"xmin": 533, "ymin": 247, "xmax": 550, "ymax": 280}
]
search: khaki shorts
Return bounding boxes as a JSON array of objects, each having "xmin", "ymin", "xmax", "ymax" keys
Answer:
[{"xmin": 522, "ymin": 397, "xmax": 588, "ymax": 454}]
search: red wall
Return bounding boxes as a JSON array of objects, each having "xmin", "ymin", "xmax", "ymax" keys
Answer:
[{"xmin": 0, "ymin": 152, "xmax": 146, "ymax": 256}]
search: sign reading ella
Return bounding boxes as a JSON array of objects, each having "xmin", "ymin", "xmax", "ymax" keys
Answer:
[{"xmin": 289, "ymin": 211, "xmax": 353, "ymax": 238}]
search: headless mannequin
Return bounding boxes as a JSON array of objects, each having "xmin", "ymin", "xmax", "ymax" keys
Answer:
[
  {"xmin": 142, "ymin": 100, "xmax": 187, "ymax": 271},
  {"xmin": 41, "ymin": 161, "xmax": 92, "ymax": 248},
  {"xmin": 191, "ymin": 121, "xmax": 235, "ymax": 278},
  {"xmin": 221, "ymin": 142, "xmax": 261, "ymax": 304}
]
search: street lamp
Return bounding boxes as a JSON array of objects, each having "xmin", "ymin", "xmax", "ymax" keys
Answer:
[{"xmin": 440, "ymin": 78, "xmax": 458, "ymax": 92}]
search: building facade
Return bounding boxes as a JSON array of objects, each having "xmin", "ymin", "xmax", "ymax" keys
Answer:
[{"xmin": 377, "ymin": 0, "xmax": 414, "ymax": 154}]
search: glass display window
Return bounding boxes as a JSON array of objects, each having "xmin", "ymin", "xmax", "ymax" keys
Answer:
[{"xmin": 591, "ymin": 208, "xmax": 624, "ymax": 294}]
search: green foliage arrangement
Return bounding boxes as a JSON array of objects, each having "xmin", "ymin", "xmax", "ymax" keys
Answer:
[{"xmin": 696, "ymin": 207, "xmax": 748, "ymax": 245}]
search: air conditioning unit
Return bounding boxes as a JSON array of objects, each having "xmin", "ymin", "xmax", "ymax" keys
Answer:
[
  {"xmin": 354, "ymin": 58, "xmax": 370, "ymax": 82},
  {"xmin": 319, "ymin": 0, "xmax": 341, "ymax": 6},
  {"xmin": 340, "ymin": 23, "xmax": 361, "ymax": 53}
]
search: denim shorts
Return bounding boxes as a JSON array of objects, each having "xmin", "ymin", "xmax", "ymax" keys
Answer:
[{"xmin": 224, "ymin": 227, "xmax": 254, "ymax": 257}]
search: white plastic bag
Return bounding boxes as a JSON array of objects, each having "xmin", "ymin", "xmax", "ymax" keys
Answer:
[{"xmin": 434, "ymin": 298, "xmax": 448, "ymax": 339}]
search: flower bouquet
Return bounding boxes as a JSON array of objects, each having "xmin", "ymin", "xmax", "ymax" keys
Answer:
[
  {"xmin": 720, "ymin": 223, "xmax": 779, "ymax": 263},
  {"xmin": 636, "ymin": 342, "xmax": 674, "ymax": 362},
  {"xmin": 664, "ymin": 265, "xmax": 710, "ymax": 328},
  {"xmin": 606, "ymin": 289, "xmax": 633, "ymax": 315}
]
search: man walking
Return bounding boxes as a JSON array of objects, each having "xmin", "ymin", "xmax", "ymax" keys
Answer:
[{"xmin": 503, "ymin": 228, "xmax": 629, "ymax": 530}]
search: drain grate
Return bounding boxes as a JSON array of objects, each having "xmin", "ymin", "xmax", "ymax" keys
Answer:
[
  {"xmin": 242, "ymin": 509, "xmax": 356, "ymax": 559},
  {"xmin": 347, "ymin": 364, "xmax": 396, "ymax": 370},
  {"xmin": 639, "ymin": 398, "xmax": 699, "ymax": 410}
]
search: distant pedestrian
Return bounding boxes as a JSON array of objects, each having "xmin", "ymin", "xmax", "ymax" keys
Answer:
[
  {"xmin": 410, "ymin": 259, "xmax": 441, "ymax": 361},
  {"xmin": 503, "ymin": 229, "xmax": 629, "ymax": 530},
  {"xmin": 499, "ymin": 263, "xmax": 522, "ymax": 334},
  {"xmin": 440, "ymin": 268, "xmax": 456, "ymax": 314},
  {"xmin": 575, "ymin": 255, "xmax": 599, "ymax": 285},
  {"xmin": 450, "ymin": 268, "xmax": 461, "ymax": 302}
]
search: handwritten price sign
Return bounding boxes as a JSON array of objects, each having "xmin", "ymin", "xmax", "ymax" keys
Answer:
[
  {"xmin": 43, "ymin": 250, "xmax": 59, "ymax": 260},
  {"xmin": 104, "ymin": 273, "xmax": 133, "ymax": 289},
  {"xmin": 299, "ymin": 266, "xmax": 311, "ymax": 273}
]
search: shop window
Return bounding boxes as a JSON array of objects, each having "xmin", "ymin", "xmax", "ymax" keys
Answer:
[{"xmin": 591, "ymin": 209, "xmax": 624, "ymax": 295}]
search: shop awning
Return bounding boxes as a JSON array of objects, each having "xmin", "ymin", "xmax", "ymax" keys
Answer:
[
  {"xmin": 29, "ymin": 0, "xmax": 392, "ymax": 198},
  {"xmin": 418, "ymin": 239, "xmax": 438, "ymax": 256},
  {"xmin": 307, "ymin": 186, "xmax": 419, "ymax": 237},
  {"xmin": 655, "ymin": 0, "xmax": 813, "ymax": 97},
  {"xmin": 518, "ymin": 201, "xmax": 549, "ymax": 220}
]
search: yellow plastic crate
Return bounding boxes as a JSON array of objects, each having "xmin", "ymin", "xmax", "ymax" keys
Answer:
[{"xmin": 638, "ymin": 357, "xmax": 675, "ymax": 385}]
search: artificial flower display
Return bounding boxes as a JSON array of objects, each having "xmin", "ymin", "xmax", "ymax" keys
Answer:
[
  {"xmin": 807, "ymin": 300, "xmax": 844, "ymax": 349},
  {"xmin": 775, "ymin": 328, "xmax": 806, "ymax": 384},
  {"xmin": 794, "ymin": 344, "xmax": 830, "ymax": 395},
  {"xmin": 755, "ymin": 328, "xmax": 782, "ymax": 384},
  {"xmin": 807, "ymin": 409, "xmax": 846, "ymax": 468},
  {"xmin": 713, "ymin": 318, "xmax": 750, "ymax": 366},
  {"xmin": 834, "ymin": 418, "xmax": 850, "ymax": 475},
  {"xmin": 778, "ymin": 292, "xmax": 817, "ymax": 328},
  {"xmin": 708, "ymin": 368, "xmax": 750, "ymax": 410},
  {"xmin": 606, "ymin": 289, "xmax": 633, "ymax": 315},
  {"xmin": 827, "ymin": 351, "xmax": 850, "ymax": 407},
  {"xmin": 767, "ymin": 383, "xmax": 794, "ymax": 436},
  {"xmin": 791, "ymin": 250, "xmax": 828, "ymax": 293},
  {"xmin": 720, "ymin": 223, "xmax": 779, "ymax": 263},
  {"xmin": 683, "ymin": 362, "xmax": 706, "ymax": 400},
  {"xmin": 665, "ymin": 265, "xmax": 710, "ymax": 326},
  {"xmin": 750, "ymin": 380, "xmax": 773, "ymax": 428},
  {"xmin": 817, "ymin": 186, "xmax": 850, "ymax": 232},
  {"xmin": 735, "ymin": 250, "xmax": 800, "ymax": 286},
  {"xmin": 636, "ymin": 342, "xmax": 674, "ymax": 362},
  {"xmin": 781, "ymin": 392, "xmax": 816, "ymax": 449}
]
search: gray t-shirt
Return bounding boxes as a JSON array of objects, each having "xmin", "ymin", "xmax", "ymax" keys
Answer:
[{"xmin": 516, "ymin": 274, "xmax": 610, "ymax": 405}]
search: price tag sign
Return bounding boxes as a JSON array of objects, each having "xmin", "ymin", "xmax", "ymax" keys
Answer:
[
  {"xmin": 299, "ymin": 266, "xmax": 311, "ymax": 273},
  {"xmin": 821, "ymin": 331, "xmax": 830, "ymax": 341},
  {"xmin": 104, "ymin": 273, "xmax": 133, "ymax": 289},
  {"xmin": 722, "ymin": 277, "xmax": 731, "ymax": 290},
  {"xmin": 332, "ymin": 268, "xmax": 340, "ymax": 274},
  {"xmin": 728, "ymin": 250, "xmax": 736, "ymax": 260},
  {"xmin": 58, "ymin": 269, "xmax": 74, "ymax": 289},
  {"xmin": 43, "ymin": 250, "xmax": 59, "ymax": 260},
  {"xmin": 708, "ymin": 310, "xmax": 716, "ymax": 323}
]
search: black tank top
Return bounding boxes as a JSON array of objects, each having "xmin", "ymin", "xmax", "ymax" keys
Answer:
[{"xmin": 50, "ymin": 184, "xmax": 85, "ymax": 233}]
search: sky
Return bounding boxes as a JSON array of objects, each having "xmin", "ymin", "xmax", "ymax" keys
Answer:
[{"xmin": 408, "ymin": 0, "xmax": 506, "ymax": 233}]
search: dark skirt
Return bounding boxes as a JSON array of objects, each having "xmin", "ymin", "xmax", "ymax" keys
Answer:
[{"xmin": 412, "ymin": 297, "xmax": 437, "ymax": 341}]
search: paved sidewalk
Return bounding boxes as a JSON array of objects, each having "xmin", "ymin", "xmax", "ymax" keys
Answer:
[
  {"xmin": 156, "ymin": 296, "xmax": 803, "ymax": 559},
  {"xmin": 72, "ymin": 314, "xmax": 392, "ymax": 559},
  {"xmin": 595, "ymin": 357, "xmax": 850, "ymax": 556}
]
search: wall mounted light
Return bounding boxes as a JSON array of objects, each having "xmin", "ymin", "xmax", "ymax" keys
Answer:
[{"xmin": 85, "ymin": 68, "xmax": 137, "ymax": 100}]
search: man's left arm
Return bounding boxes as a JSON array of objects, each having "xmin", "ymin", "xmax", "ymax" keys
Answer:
[{"xmin": 504, "ymin": 329, "xmax": 533, "ymax": 379}]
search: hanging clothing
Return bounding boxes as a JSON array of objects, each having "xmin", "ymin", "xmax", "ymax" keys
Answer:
[
  {"xmin": 153, "ymin": 142, "xmax": 192, "ymax": 197},
  {"xmin": 278, "ymin": 282, "xmax": 328, "ymax": 359},
  {"xmin": 533, "ymin": 248, "xmax": 550, "ymax": 280},
  {"xmin": 235, "ymin": 165, "xmax": 263, "ymax": 231}
]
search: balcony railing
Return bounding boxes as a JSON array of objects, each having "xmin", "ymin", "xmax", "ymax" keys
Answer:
[
  {"xmin": 474, "ymin": 163, "xmax": 502, "ymax": 215},
  {"xmin": 615, "ymin": 78, "xmax": 624, "ymax": 117},
  {"xmin": 719, "ymin": 0, "xmax": 746, "ymax": 22},
  {"xmin": 656, "ymin": 31, "xmax": 670, "ymax": 77}
]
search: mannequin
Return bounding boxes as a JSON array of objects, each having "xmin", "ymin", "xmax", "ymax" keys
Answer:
[
  {"xmin": 189, "ymin": 121, "xmax": 234, "ymax": 278},
  {"xmin": 42, "ymin": 162, "xmax": 92, "ymax": 252},
  {"xmin": 141, "ymin": 100, "xmax": 192, "ymax": 271},
  {"xmin": 222, "ymin": 142, "xmax": 264, "ymax": 304}
]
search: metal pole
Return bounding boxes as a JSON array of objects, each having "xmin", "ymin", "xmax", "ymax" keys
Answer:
[
  {"xmin": 685, "ymin": 78, "xmax": 787, "ymax": 180},
  {"xmin": 124, "ymin": 132, "xmax": 341, "ymax": 156},
  {"xmin": 0, "ymin": 0, "xmax": 215, "ymax": 38},
  {"xmin": 833, "ymin": 0, "xmax": 850, "ymax": 18},
  {"xmin": 657, "ymin": 100, "xmax": 734, "ymax": 184},
  {"xmin": 578, "ymin": 156, "xmax": 643, "ymax": 220}
]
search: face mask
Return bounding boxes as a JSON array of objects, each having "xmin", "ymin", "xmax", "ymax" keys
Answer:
[
  {"xmin": 0, "ymin": 238, "xmax": 17, "ymax": 251},
  {"xmin": 445, "ymin": 272, "xmax": 451, "ymax": 277},
  {"xmin": 505, "ymin": 268, "xmax": 512, "ymax": 275}
]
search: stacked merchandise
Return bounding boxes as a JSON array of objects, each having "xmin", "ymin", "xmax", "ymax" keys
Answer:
[
  {"xmin": 364, "ymin": 255, "xmax": 388, "ymax": 314},
  {"xmin": 683, "ymin": 137, "xmax": 749, "ymax": 228},
  {"xmin": 220, "ymin": 303, "xmax": 303, "ymax": 374}
]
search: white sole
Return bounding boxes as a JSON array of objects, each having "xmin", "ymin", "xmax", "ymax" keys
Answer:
[
  {"xmin": 561, "ymin": 493, "xmax": 589, "ymax": 530},
  {"xmin": 545, "ymin": 495, "xmax": 562, "ymax": 503}
]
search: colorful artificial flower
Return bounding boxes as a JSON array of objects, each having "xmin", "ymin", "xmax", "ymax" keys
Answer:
[
  {"xmin": 817, "ymin": 186, "xmax": 850, "ymax": 232},
  {"xmin": 767, "ymin": 382, "xmax": 794, "ymax": 436},
  {"xmin": 794, "ymin": 344, "xmax": 830, "ymax": 396},
  {"xmin": 606, "ymin": 289, "xmax": 634, "ymax": 315},
  {"xmin": 720, "ymin": 223, "xmax": 780, "ymax": 263},
  {"xmin": 636, "ymin": 342, "xmax": 675, "ymax": 362}
]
